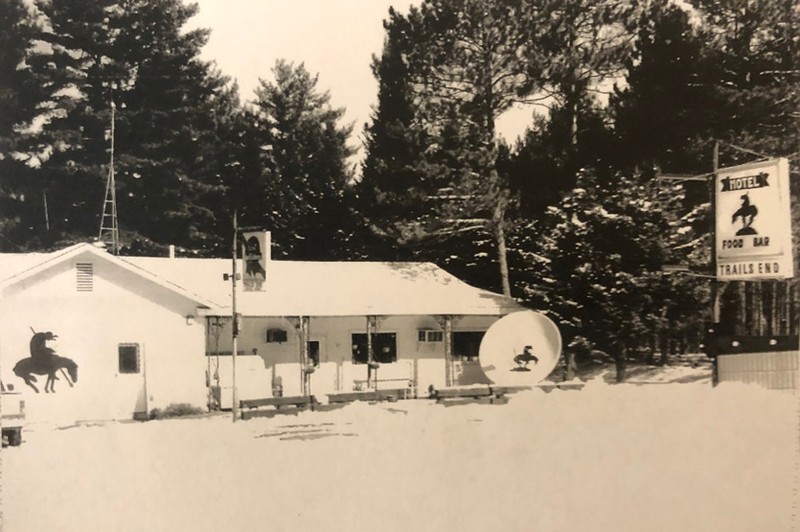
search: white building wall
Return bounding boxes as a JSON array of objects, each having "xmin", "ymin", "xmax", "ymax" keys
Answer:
[
  {"xmin": 207, "ymin": 314, "xmax": 501, "ymax": 400},
  {"xmin": 0, "ymin": 255, "xmax": 207, "ymax": 422}
]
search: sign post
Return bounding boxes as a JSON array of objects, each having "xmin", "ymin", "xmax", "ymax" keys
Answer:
[
  {"xmin": 711, "ymin": 142, "xmax": 720, "ymax": 323},
  {"xmin": 715, "ymin": 158, "xmax": 793, "ymax": 281},
  {"xmin": 231, "ymin": 213, "xmax": 239, "ymax": 422},
  {"xmin": 227, "ymin": 226, "xmax": 268, "ymax": 421}
]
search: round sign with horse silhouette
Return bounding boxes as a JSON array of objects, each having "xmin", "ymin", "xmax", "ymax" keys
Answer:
[{"xmin": 479, "ymin": 311, "xmax": 561, "ymax": 386}]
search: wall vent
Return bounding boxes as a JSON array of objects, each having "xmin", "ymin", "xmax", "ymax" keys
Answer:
[{"xmin": 76, "ymin": 262, "xmax": 94, "ymax": 292}]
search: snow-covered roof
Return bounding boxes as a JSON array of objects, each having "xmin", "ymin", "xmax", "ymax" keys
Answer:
[
  {"xmin": 125, "ymin": 256, "xmax": 523, "ymax": 317},
  {"xmin": 0, "ymin": 243, "xmax": 222, "ymax": 312},
  {"xmin": 0, "ymin": 243, "xmax": 522, "ymax": 317},
  {"xmin": 0, "ymin": 244, "xmax": 81, "ymax": 283}
]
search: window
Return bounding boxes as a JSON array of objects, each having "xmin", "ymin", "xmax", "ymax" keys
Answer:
[
  {"xmin": 266, "ymin": 328, "xmax": 288, "ymax": 343},
  {"xmin": 76, "ymin": 263, "xmax": 93, "ymax": 292},
  {"xmin": 417, "ymin": 330, "xmax": 443, "ymax": 342},
  {"xmin": 453, "ymin": 332, "xmax": 485, "ymax": 361},
  {"xmin": 119, "ymin": 344, "xmax": 140, "ymax": 374},
  {"xmin": 352, "ymin": 333, "xmax": 397, "ymax": 364}
]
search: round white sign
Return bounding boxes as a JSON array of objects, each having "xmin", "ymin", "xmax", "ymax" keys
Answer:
[{"xmin": 479, "ymin": 311, "xmax": 562, "ymax": 386}]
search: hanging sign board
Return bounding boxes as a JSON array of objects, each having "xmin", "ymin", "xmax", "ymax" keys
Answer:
[
  {"xmin": 715, "ymin": 158, "xmax": 793, "ymax": 280},
  {"xmin": 241, "ymin": 231, "xmax": 268, "ymax": 291}
]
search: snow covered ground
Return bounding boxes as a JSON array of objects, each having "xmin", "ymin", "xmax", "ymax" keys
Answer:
[{"xmin": 3, "ymin": 366, "xmax": 798, "ymax": 531}]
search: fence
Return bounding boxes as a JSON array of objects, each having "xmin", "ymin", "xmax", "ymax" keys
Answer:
[{"xmin": 719, "ymin": 280, "xmax": 800, "ymax": 337}]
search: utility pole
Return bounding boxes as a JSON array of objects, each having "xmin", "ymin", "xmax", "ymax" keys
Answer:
[{"xmin": 231, "ymin": 212, "xmax": 240, "ymax": 422}]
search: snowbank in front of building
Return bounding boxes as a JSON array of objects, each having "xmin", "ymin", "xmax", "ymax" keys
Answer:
[{"xmin": 3, "ymin": 378, "xmax": 796, "ymax": 532}]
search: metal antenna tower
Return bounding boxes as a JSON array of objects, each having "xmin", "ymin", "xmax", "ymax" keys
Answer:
[{"xmin": 99, "ymin": 85, "xmax": 119, "ymax": 255}]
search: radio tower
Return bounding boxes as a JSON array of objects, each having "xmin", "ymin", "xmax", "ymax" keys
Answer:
[{"xmin": 98, "ymin": 85, "xmax": 119, "ymax": 255}]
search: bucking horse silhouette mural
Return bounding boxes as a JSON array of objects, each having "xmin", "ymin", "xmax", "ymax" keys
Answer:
[{"xmin": 13, "ymin": 330, "xmax": 79, "ymax": 393}]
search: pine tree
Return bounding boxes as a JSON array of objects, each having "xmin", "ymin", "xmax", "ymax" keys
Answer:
[
  {"xmin": 358, "ymin": 6, "xmax": 429, "ymax": 260},
  {"xmin": 688, "ymin": 0, "xmax": 800, "ymax": 161},
  {"xmin": 249, "ymin": 60, "xmax": 356, "ymax": 260},
  {"xmin": 15, "ymin": 0, "xmax": 239, "ymax": 254},
  {"xmin": 611, "ymin": 0, "xmax": 722, "ymax": 174},
  {"xmin": 0, "ymin": 0, "xmax": 39, "ymax": 152},
  {"xmin": 535, "ymin": 0, "xmax": 639, "ymax": 180},
  {"xmin": 362, "ymin": 0, "xmax": 552, "ymax": 295},
  {"xmin": 508, "ymin": 97, "xmax": 617, "ymax": 216},
  {"xmin": 0, "ymin": 0, "xmax": 40, "ymax": 250},
  {"xmin": 522, "ymin": 169, "xmax": 706, "ymax": 381}
]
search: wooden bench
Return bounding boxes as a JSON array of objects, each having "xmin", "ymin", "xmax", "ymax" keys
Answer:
[
  {"xmin": 501, "ymin": 385, "xmax": 533, "ymax": 394},
  {"xmin": 326, "ymin": 387, "xmax": 412, "ymax": 404},
  {"xmin": 240, "ymin": 396, "xmax": 318, "ymax": 419},
  {"xmin": 352, "ymin": 378, "xmax": 413, "ymax": 392},
  {"xmin": 535, "ymin": 381, "xmax": 585, "ymax": 392},
  {"xmin": 376, "ymin": 386, "xmax": 415, "ymax": 400},
  {"xmin": 430, "ymin": 386, "xmax": 507, "ymax": 403},
  {"xmin": 327, "ymin": 391, "xmax": 379, "ymax": 404}
]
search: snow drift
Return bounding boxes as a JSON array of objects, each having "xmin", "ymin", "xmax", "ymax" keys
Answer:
[{"xmin": 3, "ymin": 377, "xmax": 797, "ymax": 531}]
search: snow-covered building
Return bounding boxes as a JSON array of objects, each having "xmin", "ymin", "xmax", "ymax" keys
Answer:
[
  {"xmin": 127, "ymin": 237, "xmax": 523, "ymax": 405},
  {"xmin": 0, "ymin": 243, "xmax": 220, "ymax": 421},
  {"xmin": 0, "ymin": 237, "xmax": 522, "ymax": 420}
]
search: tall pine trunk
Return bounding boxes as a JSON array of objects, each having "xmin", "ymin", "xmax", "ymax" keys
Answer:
[
  {"xmin": 614, "ymin": 345, "xmax": 627, "ymax": 383},
  {"xmin": 658, "ymin": 331, "xmax": 669, "ymax": 366},
  {"xmin": 484, "ymin": 70, "xmax": 511, "ymax": 298},
  {"xmin": 493, "ymin": 197, "xmax": 511, "ymax": 297}
]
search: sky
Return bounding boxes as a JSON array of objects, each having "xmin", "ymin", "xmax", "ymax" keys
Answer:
[{"xmin": 186, "ymin": 1, "xmax": 535, "ymax": 163}]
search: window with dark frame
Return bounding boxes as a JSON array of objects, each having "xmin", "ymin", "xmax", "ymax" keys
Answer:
[
  {"xmin": 453, "ymin": 331, "xmax": 485, "ymax": 361},
  {"xmin": 118, "ymin": 344, "xmax": 140, "ymax": 374},
  {"xmin": 308, "ymin": 341, "xmax": 320, "ymax": 366},
  {"xmin": 266, "ymin": 328, "xmax": 288, "ymax": 343},
  {"xmin": 428, "ymin": 330, "xmax": 443, "ymax": 342},
  {"xmin": 351, "ymin": 333, "xmax": 397, "ymax": 364}
]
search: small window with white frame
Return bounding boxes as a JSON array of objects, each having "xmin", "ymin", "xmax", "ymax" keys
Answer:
[{"xmin": 418, "ymin": 330, "xmax": 443, "ymax": 342}]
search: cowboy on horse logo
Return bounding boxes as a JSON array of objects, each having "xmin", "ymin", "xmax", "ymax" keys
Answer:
[
  {"xmin": 242, "ymin": 232, "xmax": 267, "ymax": 291},
  {"xmin": 511, "ymin": 345, "xmax": 539, "ymax": 372},
  {"xmin": 732, "ymin": 193, "xmax": 758, "ymax": 236},
  {"xmin": 13, "ymin": 329, "xmax": 78, "ymax": 393}
]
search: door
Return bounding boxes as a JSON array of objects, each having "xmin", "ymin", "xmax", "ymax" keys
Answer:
[
  {"xmin": 307, "ymin": 338, "xmax": 337, "ymax": 394},
  {"xmin": 116, "ymin": 343, "xmax": 148, "ymax": 419}
]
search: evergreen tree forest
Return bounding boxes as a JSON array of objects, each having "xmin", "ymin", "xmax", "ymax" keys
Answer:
[{"xmin": 3, "ymin": 0, "xmax": 800, "ymax": 379}]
